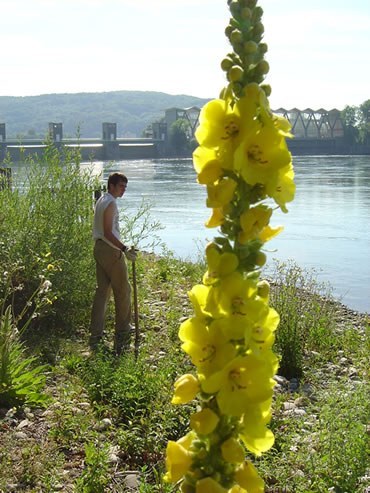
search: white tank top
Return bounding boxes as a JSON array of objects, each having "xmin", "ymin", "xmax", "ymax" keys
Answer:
[{"xmin": 92, "ymin": 193, "xmax": 121, "ymax": 250}]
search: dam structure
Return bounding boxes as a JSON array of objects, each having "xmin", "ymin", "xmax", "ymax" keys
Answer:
[
  {"xmin": 0, "ymin": 122, "xmax": 165, "ymax": 164},
  {"xmin": 1, "ymin": 107, "xmax": 369, "ymax": 164}
]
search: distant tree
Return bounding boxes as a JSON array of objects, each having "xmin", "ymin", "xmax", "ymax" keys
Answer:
[
  {"xmin": 358, "ymin": 99, "xmax": 370, "ymax": 144},
  {"xmin": 169, "ymin": 118, "xmax": 191, "ymax": 155},
  {"xmin": 341, "ymin": 100, "xmax": 370, "ymax": 145},
  {"xmin": 341, "ymin": 105, "xmax": 359, "ymax": 144}
]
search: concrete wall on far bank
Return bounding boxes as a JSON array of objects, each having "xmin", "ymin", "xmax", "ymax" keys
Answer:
[{"xmin": 287, "ymin": 138, "xmax": 370, "ymax": 156}]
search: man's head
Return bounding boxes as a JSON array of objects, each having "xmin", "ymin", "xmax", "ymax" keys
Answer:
[{"xmin": 107, "ymin": 172, "xmax": 128, "ymax": 198}]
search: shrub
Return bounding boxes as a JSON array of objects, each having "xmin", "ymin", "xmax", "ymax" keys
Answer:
[
  {"xmin": 269, "ymin": 260, "xmax": 336, "ymax": 378},
  {"xmin": 0, "ymin": 144, "xmax": 99, "ymax": 332}
]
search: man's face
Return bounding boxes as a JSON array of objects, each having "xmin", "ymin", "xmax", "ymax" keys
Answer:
[{"xmin": 111, "ymin": 180, "xmax": 127, "ymax": 198}]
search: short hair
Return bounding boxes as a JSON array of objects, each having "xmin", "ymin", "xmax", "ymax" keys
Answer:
[{"xmin": 107, "ymin": 172, "xmax": 128, "ymax": 189}]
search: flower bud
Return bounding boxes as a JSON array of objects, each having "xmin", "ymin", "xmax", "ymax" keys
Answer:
[
  {"xmin": 256, "ymin": 60, "xmax": 270, "ymax": 75},
  {"xmin": 259, "ymin": 42, "xmax": 268, "ymax": 54},
  {"xmin": 245, "ymin": 0, "xmax": 257, "ymax": 7},
  {"xmin": 225, "ymin": 24, "xmax": 234, "ymax": 38},
  {"xmin": 261, "ymin": 84, "xmax": 272, "ymax": 97},
  {"xmin": 221, "ymin": 57, "xmax": 234, "ymax": 72},
  {"xmin": 252, "ymin": 21, "xmax": 264, "ymax": 37},
  {"xmin": 229, "ymin": 0, "xmax": 240, "ymax": 17},
  {"xmin": 230, "ymin": 29, "xmax": 243, "ymax": 45},
  {"xmin": 243, "ymin": 40, "xmax": 258, "ymax": 54},
  {"xmin": 255, "ymin": 251, "xmax": 267, "ymax": 266},
  {"xmin": 257, "ymin": 279, "xmax": 270, "ymax": 299},
  {"xmin": 228, "ymin": 65, "xmax": 244, "ymax": 82},
  {"xmin": 253, "ymin": 6, "xmax": 264, "ymax": 20},
  {"xmin": 241, "ymin": 7, "xmax": 252, "ymax": 20}
]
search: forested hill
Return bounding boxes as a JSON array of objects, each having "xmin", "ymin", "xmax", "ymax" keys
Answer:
[{"xmin": 0, "ymin": 91, "xmax": 210, "ymax": 139}]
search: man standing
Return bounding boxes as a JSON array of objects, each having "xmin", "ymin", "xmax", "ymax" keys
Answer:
[{"xmin": 89, "ymin": 172, "xmax": 137, "ymax": 354}]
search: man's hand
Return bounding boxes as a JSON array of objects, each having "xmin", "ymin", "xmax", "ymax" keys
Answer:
[{"xmin": 125, "ymin": 246, "xmax": 138, "ymax": 262}]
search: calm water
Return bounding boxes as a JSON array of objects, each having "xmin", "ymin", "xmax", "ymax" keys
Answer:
[
  {"xmin": 90, "ymin": 156, "xmax": 370, "ymax": 314},
  {"xmin": 9, "ymin": 156, "xmax": 370, "ymax": 313}
]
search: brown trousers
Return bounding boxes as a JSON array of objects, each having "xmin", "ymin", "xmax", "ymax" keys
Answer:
[{"xmin": 89, "ymin": 240, "xmax": 132, "ymax": 352}]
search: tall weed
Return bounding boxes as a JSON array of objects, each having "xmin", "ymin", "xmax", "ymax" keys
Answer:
[
  {"xmin": 269, "ymin": 260, "xmax": 336, "ymax": 378},
  {"xmin": 0, "ymin": 305, "xmax": 48, "ymax": 408}
]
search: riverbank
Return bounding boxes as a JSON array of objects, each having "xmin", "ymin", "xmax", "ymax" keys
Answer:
[{"xmin": 0, "ymin": 254, "xmax": 368, "ymax": 493}]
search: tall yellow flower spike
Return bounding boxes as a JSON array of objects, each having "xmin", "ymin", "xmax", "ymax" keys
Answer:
[{"xmin": 165, "ymin": 1, "xmax": 295, "ymax": 491}]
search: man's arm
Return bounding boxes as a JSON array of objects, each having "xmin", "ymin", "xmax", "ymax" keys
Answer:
[{"xmin": 103, "ymin": 202, "xmax": 126, "ymax": 250}]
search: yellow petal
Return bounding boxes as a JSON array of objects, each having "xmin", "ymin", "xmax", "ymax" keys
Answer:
[
  {"xmin": 190, "ymin": 408, "xmax": 220, "ymax": 435},
  {"xmin": 234, "ymin": 461, "xmax": 265, "ymax": 493},
  {"xmin": 172, "ymin": 374, "xmax": 200, "ymax": 405},
  {"xmin": 221, "ymin": 437, "xmax": 245, "ymax": 463},
  {"xmin": 193, "ymin": 146, "xmax": 223, "ymax": 185},
  {"xmin": 196, "ymin": 477, "xmax": 228, "ymax": 493},
  {"xmin": 164, "ymin": 440, "xmax": 192, "ymax": 483},
  {"xmin": 259, "ymin": 225, "xmax": 284, "ymax": 242},
  {"xmin": 206, "ymin": 208, "xmax": 224, "ymax": 228}
]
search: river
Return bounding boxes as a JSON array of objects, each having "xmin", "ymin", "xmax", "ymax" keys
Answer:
[{"xmin": 90, "ymin": 155, "xmax": 370, "ymax": 314}]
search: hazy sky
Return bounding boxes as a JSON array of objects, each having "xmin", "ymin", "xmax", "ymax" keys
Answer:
[{"xmin": 1, "ymin": 0, "xmax": 369, "ymax": 110}]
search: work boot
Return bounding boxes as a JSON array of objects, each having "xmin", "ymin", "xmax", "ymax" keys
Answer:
[
  {"xmin": 89, "ymin": 334, "xmax": 103, "ymax": 351},
  {"xmin": 114, "ymin": 326, "xmax": 132, "ymax": 356}
]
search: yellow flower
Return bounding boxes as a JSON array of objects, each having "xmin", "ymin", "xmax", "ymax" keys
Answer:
[
  {"xmin": 201, "ymin": 353, "xmax": 277, "ymax": 416},
  {"xmin": 203, "ymin": 243, "xmax": 239, "ymax": 285},
  {"xmin": 193, "ymin": 146, "xmax": 224, "ymax": 185},
  {"xmin": 179, "ymin": 317, "xmax": 237, "ymax": 376},
  {"xmin": 265, "ymin": 163, "xmax": 295, "ymax": 212},
  {"xmin": 238, "ymin": 205, "xmax": 272, "ymax": 243},
  {"xmin": 235, "ymin": 83, "xmax": 266, "ymax": 135},
  {"xmin": 234, "ymin": 125, "xmax": 291, "ymax": 189},
  {"xmin": 196, "ymin": 477, "xmax": 228, "ymax": 493},
  {"xmin": 193, "ymin": 144, "xmax": 234, "ymax": 185},
  {"xmin": 221, "ymin": 437, "xmax": 245, "ymax": 463},
  {"xmin": 195, "ymin": 98, "xmax": 240, "ymax": 149},
  {"xmin": 206, "ymin": 207, "xmax": 225, "ymax": 228},
  {"xmin": 164, "ymin": 434, "xmax": 194, "ymax": 483},
  {"xmin": 211, "ymin": 272, "xmax": 263, "ymax": 319},
  {"xmin": 190, "ymin": 408, "xmax": 220, "ymax": 435},
  {"xmin": 239, "ymin": 398, "xmax": 274, "ymax": 455},
  {"xmin": 188, "ymin": 284, "xmax": 213, "ymax": 319},
  {"xmin": 215, "ymin": 314, "xmax": 248, "ymax": 341},
  {"xmin": 249, "ymin": 306, "xmax": 280, "ymax": 354},
  {"xmin": 206, "ymin": 177, "xmax": 237, "ymax": 208},
  {"xmin": 258, "ymin": 224, "xmax": 284, "ymax": 242},
  {"xmin": 172, "ymin": 374, "xmax": 200, "ymax": 405},
  {"xmin": 234, "ymin": 461, "xmax": 265, "ymax": 493}
]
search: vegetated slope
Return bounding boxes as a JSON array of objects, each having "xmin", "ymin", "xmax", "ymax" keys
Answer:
[{"xmin": 0, "ymin": 91, "xmax": 210, "ymax": 139}]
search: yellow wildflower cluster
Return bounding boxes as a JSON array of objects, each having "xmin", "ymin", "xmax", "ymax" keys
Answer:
[{"xmin": 165, "ymin": 1, "xmax": 295, "ymax": 492}]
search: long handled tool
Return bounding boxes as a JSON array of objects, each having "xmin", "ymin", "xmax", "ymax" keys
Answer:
[{"xmin": 132, "ymin": 260, "xmax": 140, "ymax": 360}]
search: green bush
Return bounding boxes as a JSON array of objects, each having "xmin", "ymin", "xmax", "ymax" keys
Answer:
[
  {"xmin": 0, "ymin": 144, "xmax": 99, "ymax": 332},
  {"xmin": 269, "ymin": 260, "xmax": 336, "ymax": 378}
]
